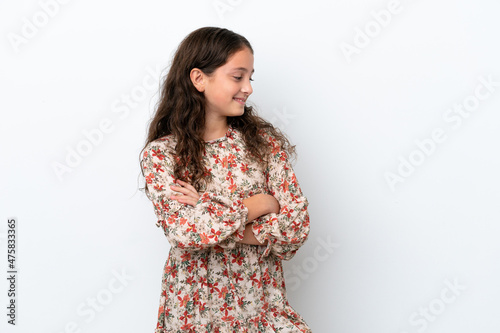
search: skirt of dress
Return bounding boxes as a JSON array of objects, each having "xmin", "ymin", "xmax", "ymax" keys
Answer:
[{"xmin": 153, "ymin": 245, "xmax": 312, "ymax": 333}]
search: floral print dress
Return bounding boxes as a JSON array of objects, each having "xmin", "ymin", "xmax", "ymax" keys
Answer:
[{"xmin": 141, "ymin": 124, "xmax": 312, "ymax": 332}]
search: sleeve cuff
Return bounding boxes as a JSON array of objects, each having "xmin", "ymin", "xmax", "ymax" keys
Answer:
[
  {"xmin": 216, "ymin": 197, "xmax": 249, "ymax": 250},
  {"xmin": 251, "ymin": 213, "xmax": 280, "ymax": 261}
]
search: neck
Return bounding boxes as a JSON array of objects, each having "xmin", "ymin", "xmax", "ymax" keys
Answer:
[{"xmin": 203, "ymin": 117, "xmax": 229, "ymax": 142}]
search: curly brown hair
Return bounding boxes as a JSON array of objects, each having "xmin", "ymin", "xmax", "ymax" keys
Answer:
[{"xmin": 139, "ymin": 27, "xmax": 297, "ymax": 194}]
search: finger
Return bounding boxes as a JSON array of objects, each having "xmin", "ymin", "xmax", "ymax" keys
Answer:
[
  {"xmin": 174, "ymin": 179, "xmax": 199, "ymax": 195},
  {"xmin": 170, "ymin": 184, "xmax": 189, "ymax": 195},
  {"xmin": 171, "ymin": 191, "xmax": 200, "ymax": 201},
  {"xmin": 171, "ymin": 180, "xmax": 199, "ymax": 196},
  {"xmin": 172, "ymin": 195, "xmax": 197, "ymax": 206}
]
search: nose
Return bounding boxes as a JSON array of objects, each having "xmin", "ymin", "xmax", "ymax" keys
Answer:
[{"xmin": 242, "ymin": 78, "xmax": 253, "ymax": 95}]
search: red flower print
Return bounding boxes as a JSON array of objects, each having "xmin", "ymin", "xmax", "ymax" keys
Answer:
[
  {"xmin": 200, "ymin": 258, "xmax": 208, "ymax": 270},
  {"xmin": 233, "ymin": 271, "xmax": 243, "ymax": 282},
  {"xmin": 203, "ymin": 167, "xmax": 212, "ymax": 177},
  {"xmin": 153, "ymin": 184, "xmax": 164, "ymax": 191},
  {"xmin": 186, "ymin": 222, "xmax": 197, "ymax": 233},
  {"xmin": 280, "ymin": 179, "xmax": 289, "ymax": 193},
  {"xmin": 283, "ymin": 206, "xmax": 294, "ymax": 218},
  {"xmin": 186, "ymin": 276, "xmax": 195, "ymax": 286},
  {"xmin": 214, "ymin": 245, "xmax": 224, "ymax": 254},
  {"xmin": 218, "ymin": 286, "xmax": 228, "ymax": 300},
  {"xmin": 230, "ymin": 142, "xmax": 240, "ymax": 152},
  {"xmin": 165, "ymin": 264, "xmax": 177, "ymax": 279},
  {"xmin": 221, "ymin": 314, "xmax": 235, "ymax": 322},
  {"xmin": 208, "ymin": 228, "xmax": 221, "ymax": 241},
  {"xmin": 291, "ymin": 221, "xmax": 301, "ymax": 233},
  {"xmin": 220, "ymin": 302, "xmax": 234, "ymax": 322},
  {"xmin": 250, "ymin": 273, "xmax": 262, "ymax": 288},
  {"xmin": 210, "ymin": 282, "xmax": 220, "ymax": 293},
  {"xmin": 207, "ymin": 203, "xmax": 217, "ymax": 215},
  {"xmin": 231, "ymin": 251, "xmax": 244, "ymax": 266},
  {"xmin": 263, "ymin": 269, "xmax": 271, "ymax": 284},
  {"xmin": 187, "ymin": 260, "xmax": 196, "ymax": 273},
  {"xmin": 153, "ymin": 162, "xmax": 164, "ymax": 173},
  {"xmin": 199, "ymin": 276, "xmax": 208, "ymax": 287},
  {"xmin": 145, "ymin": 173, "xmax": 155, "ymax": 184},
  {"xmin": 240, "ymin": 163, "xmax": 249, "ymax": 173},
  {"xmin": 227, "ymin": 154, "xmax": 237, "ymax": 167},
  {"xmin": 228, "ymin": 182, "xmax": 237, "ymax": 193},
  {"xmin": 200, "ymin": 233, "xmax": 209, "ymax": 244},
  {"xmin": 271, "ymin": 143, "xmax": 280, "ymax": 155},
  {"xmin": 192, "ymin": 290, "xmax": 200, "ymax": 302},
  {"xmin": 178, "ymin": 294, "xmax": 190, "ymax": 307},
  {"xmin": 167, "ymin": 215, "xmax": 177, "ymax": 225},
  {"xmin": 252, "ymin": 223, "xmax": 265, "ymax": 235},
  {"xmin": 249, "ymin": 317, "xmax": 260, "ymax": 327},
  {"xmin": 181, "ymin": 252, "xmax": 191, "ymax": 262},
  {"xmin": 152, "ymin": 148, "xmax": 165, "ymax": 160}
]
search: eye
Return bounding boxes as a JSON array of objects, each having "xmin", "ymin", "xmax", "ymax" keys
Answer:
[{"xmin": 233, "ymin": 76, "xmax": 254, "ymax": 82}]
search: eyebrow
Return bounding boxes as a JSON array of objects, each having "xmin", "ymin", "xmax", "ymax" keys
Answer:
[{"xmin": 232, "ymin": 67, "xmax": 255, "ymax": 73}]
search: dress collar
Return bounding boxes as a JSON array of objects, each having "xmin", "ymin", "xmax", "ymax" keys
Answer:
[{"xmin": 204, "ymin": 124, "xmax": 235, "ymax": 144}]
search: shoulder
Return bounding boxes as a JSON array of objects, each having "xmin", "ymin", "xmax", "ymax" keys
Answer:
[
  {"xmin": 149, "ymin": 133, "xmax": 176, "ymax": 149},
  {"xmin": 257, "ymin": 127, "xmax": 284, "ymax": 156},
  {"xmin": 142, "ymin": 134, "xmax": 177, "ymax": 163}
]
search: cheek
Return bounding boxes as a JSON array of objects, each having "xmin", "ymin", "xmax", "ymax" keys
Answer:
[{"xmin": 217, "ymin": 87, "xmax": 235, "ymax": 102}]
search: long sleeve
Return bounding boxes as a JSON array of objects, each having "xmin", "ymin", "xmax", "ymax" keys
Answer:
[
  {"xmin": 141, "ymin": 141, "xmax": 249, "ymax": 251},
  {"xmin": 251, "ymin": 144, "xmax": 311, "ymax": 261}
]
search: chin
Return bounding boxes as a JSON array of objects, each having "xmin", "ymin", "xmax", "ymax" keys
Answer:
[{"xmin": 228, "ymin": 107, "xmax": 245, "ymax": 116}]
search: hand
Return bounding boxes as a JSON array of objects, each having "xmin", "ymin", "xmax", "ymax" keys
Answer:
[
  {"xmin": 242, "ymin": 193, "xmax": 280, "ymax": 224},
  {"xmin": 170, "ymin": 179, "xmax": 200, "ymax": 206},
  {"xmin": 267, "ymin": 194, "xmax": 280, "ymax": 214}
]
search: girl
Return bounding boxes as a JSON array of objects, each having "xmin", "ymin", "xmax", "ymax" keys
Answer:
[{"xmin": 140, "ymin": 26, "xmax": 312, "ymax": 332}]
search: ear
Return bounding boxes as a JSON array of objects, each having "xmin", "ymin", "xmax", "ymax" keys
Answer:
[{"xmin": 190, "ymin": 68, "xmax": 206, "ymax": 92}]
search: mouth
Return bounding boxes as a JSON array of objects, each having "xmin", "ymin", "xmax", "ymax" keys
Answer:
[{"xmin": 233, "ymin": 97, "xmax": 246, "ymax": 105}]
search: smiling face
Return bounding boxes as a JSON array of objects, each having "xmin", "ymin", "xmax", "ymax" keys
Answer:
[{"xmin": 201, "ymin": 47, "xmax": 254, "ymax": 119}]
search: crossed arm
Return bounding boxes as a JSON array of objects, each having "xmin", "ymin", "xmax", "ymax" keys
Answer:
[
  {"xmin": 238, "ymin": 194, "xmax": 280, "ymax": 245},
  {"xmin": 170, "ymin": 179, "xmax": 279, "ymax": 246}
]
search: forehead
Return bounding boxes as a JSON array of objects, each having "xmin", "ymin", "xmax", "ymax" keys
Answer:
[{"xmin": 222, "ymin": 48, "xmax": 254, "ymax": 73}]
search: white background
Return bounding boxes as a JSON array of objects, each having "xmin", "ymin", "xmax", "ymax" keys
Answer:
[{"xmin": 1, "ymin": 0, "xmax": 500, "ymax": 332}]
